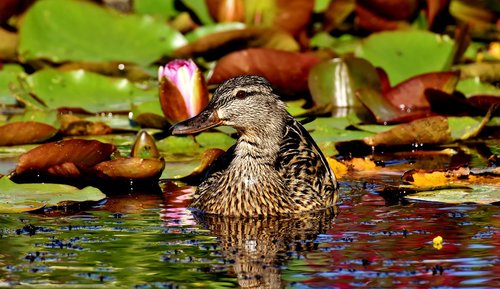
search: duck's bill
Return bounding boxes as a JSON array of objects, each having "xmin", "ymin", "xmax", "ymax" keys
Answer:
[{"xmin": 169, "ymin": 110, "xmax": 222, "ymax": 135}]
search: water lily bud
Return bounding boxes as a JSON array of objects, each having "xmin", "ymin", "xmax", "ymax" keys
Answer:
[
  {"xmin": 158, "ymin": 59, "xmax": 209, "ymax": 123},
  {"xmin": 131, "ymin": 130, "xmax": 160, "ymax": 159}
]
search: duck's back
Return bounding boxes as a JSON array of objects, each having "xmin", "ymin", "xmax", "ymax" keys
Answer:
[{"xmin": 277, "ymin": 115, "xmax": 338, "ymax": 210}]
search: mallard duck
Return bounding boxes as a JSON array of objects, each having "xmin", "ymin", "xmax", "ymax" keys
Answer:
[{"xmin": 170, "ymin": 75, "xmax": 338, "ymax": 216}]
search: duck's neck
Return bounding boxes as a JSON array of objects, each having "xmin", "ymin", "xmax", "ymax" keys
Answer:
[{"xmin": 232, "ymin": 113, "xmax": 288, "ymax": 167}]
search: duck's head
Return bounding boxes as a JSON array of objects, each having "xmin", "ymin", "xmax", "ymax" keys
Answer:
[{"xmin": 170, "ymin": 75, "xmax": 287, "ymax": 135}]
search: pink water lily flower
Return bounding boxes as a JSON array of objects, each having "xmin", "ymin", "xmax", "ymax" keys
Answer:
[{"xmin": 158, "ymin": 59, "xmax": 209, "ymax": 123}]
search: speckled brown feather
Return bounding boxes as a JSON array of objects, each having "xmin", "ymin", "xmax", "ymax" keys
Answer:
[{"xmin": 172, "ymin": 75, "xmax": 338, "ymax": 216}]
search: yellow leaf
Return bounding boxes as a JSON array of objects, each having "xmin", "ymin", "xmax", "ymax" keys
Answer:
[
  {"xmin": 349, "ymin": 157, "xmax": 377, "ymax": 171},
  {"xmin": 327, "ymin": 157, "xmax": 348, "ymax": 178},
  {"xmin": 410, "ymin": 171, "xmax": 448, "ymax": 187}
]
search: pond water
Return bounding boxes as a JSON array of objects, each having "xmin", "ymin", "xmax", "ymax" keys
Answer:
[{"xmin": 0, "ymin": 168, "xmax": 498, "ymax": 288}]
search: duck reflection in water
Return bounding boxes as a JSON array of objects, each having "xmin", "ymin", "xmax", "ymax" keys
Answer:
[{"xmin": 193, "ymin": 207, "xmax": 337, "ymax": 289}]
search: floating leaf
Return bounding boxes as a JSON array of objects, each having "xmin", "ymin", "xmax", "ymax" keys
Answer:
[
  {"xmin": 93, "ymin": 158, "xmax": 164, "ymax": 180},
  {"xmin": 16, "ymin": 139, "xmax": 116, "ymax": 176},
  {"xmin": 456, "ymin": 78, "xmax": 500, "ymax": 97},
  {"xmin": 356, "ymin": 87, "xmax": 430, "ymax": 123},
  {"xmin": 157, "ymin": 132, "xmax": 234, "ymax": 159},
  {"xmin": 405, "ymin": 185, "xmax": 500, "ymax": 204},
  {"xmin": 24, "ymin": 69, "xmax": 156, "ymax": 113},
  {"xmin": 0, "ymin": 177, "xmax": 106, "ymax": 213},
  {"xmin": 184, "ymin": 22, "xmax": 246, "ymax": 42},
  {"xmin": 133, "ymin": 0, "xmax": 179, "ymax": 20},
  {"xmin": 19, "ymin": 0, "xmax": 186, "ymax": 65},
  {"xmin": 385, "ymin": 71, "xmax": 460, "ymax": 110},
  {"xmin": 356, "ymin": 30, "xmax": 455, "ymax": 85},
  {"xmin": 363, "ymin": 116, "xmax": 452, "ymax": 146},
  {"xmin": 174, "ymin": 28, "xmax": 299, "ymax": 60},
  {"xmin": 308, "ymin": 57, "xmax": 381, "ymax": 108},
  {"xmin": 59, "ymin": 114, "xmax": 112, "ymax": 136},
  {"xmin": 0, "ymin": 64, "xmax": 24, "ymax": 105},
  {"xmin": 0, "ymin": 121, "xmax": 57, "ymax": 146},
  {"xmin": 210, "ymin": 48, "xmax": 322, "ymax": 96}
]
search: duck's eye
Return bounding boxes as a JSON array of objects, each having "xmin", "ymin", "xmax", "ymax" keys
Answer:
[{"xmin": 235, "ymin": 90, "xmax": 247, "ymax": 99}]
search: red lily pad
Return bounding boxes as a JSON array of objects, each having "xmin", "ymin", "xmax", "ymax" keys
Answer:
[
  {"xmin": 357, "ymin": 0, "xmax": 420, "ymax": 21},
  {"xmin": 93, "ymin": 158, "xmax": 165, "ymax": 180},
  {"xmin": 173, "ymin": 27, "xmax": 299, "ymax": 61},
  {"xmin": 206, "ymin": 0, "xmax": 313, "ymax": 36},
  {"xmin": 385, "ymin": 71, "xmax": 460, "ymax": 111},
  {"xmin": 16, "ymin": 139, "xmax": 116, "ymax": 176},
  {"xmin": 356, "ymin": 87, "xmax": 431, "ymax": 123},
  {"xmin": 355, "ymin": 3, "xmax": 409, "ymax": 32},
  {"xmin": 0, "ymin": 121, "xmax": 57, "ymax": 146},
  {"xmin": 209, "ymin": 48, "xmax": 323, "ymax": 96}
]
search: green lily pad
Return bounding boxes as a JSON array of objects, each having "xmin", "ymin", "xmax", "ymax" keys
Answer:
[
  {"xmin": 0, "ymin": 64, "xmax": 25, "ymax": 105},
  {"xmin": 22, "ymin": 69, "xmax": 157, "ymax": 113},
  {"xmin": 356, "ymin": 30, "xmax": 455, "ymax": 85},
  {"xmin": 180, "ymin": 0, "xmax": 214, "ymax": 24},
  {"xmin": 9, "ymin": 110, "xmax": 59, "ymax": 127},
  {"xmin": 185, "ymin": 23, "xmax": 246, "ymax": 42},
  {"xmin": 157, "ymin": 132, "xmax": 235, "ymax": 159},
  {"xmin": 19, "ymin": 0, "xmax": 186, "ymax": 65},
  {"xmin": 133, "ymin": 0, "xmax": 179, "ymax": 20},
  {"xmin": 448, "ymin": 116, "xmax": 489, "ymax": 140},
  {"xmin": 0, "ymin": 177, "xmax": 106, "ymax": 213},
  {"xmin": 405, "ymin": 185, "xmax": 500, "ymax": 205},
  {"xmin": 456, "ymin": 78, "xmax": 500, "ymax": 97}
]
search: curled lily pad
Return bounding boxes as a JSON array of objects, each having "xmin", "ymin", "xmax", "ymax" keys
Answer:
[
  {"xmin": 15, "ymin": 139, "xmax": 116, "ymax": 177},
  {"xmin": 0, "ymin": 177, "xmax": 106, "ymax": 213},
  {"xmin": 363, "ymin": 116, "xmax": 452, "ymax": 146},
  {"xmin": 0, "ymin": 121, "xmax": 58, "ymax": 146},
  {"xmin": 308, "ymin": 57, "xmax": 381, "ymax": 108},
  {"xmin": 385, "ymin": 71, "xmax": 459, "ymax": 110},
  {"xmin": 93, "ymin": 158, "xmax": 165, "ymax": 180},
  {"xmin": 19, "ymin": 0, "xmax": 186, "ymax": 65}
]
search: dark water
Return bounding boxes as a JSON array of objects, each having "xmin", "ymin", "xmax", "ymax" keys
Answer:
[{"xmin": 0, "ymin": 179, "xmax": 498, "ymax": 289}]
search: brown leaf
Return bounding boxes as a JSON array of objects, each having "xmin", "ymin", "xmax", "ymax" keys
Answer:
[
  {"xmin": 173, "ymin": 27, "xmax": 299, "ymax": 61},
  {"xmin": 426, "ymin": 0, "xmax": 450, "ymax": 29},
  {"xmin": 16, "ymin": 139, "xmax": 116, "ymax": 175},
  {"xmin": 93, "ymin": 157, "xmax": 165, "ymax": 180},
  {"xmin": 355, "ymin": 3, "xmax": 410, "ymax": 32},
  {"xmin": 179, "ymin": 148, "xmax": 225, "ymax": 185},
  {"xmin": 206, "ymin": 0, "xmax": 244, "ymax": 22},
  {"xmin": 0, "ymin": 121, "xmax": 57, "ymax": 146},
  {"xmin": 385, "ymin": 71, "xmax": 460, "ymax": 110},
  {"xmin": 363, "ymin": 116, "xmax": 453, "ymax": 146},
  {"xmin": 323, "ymin": 0, "xmax": 355, "ymax": 32},
  {"xmin": 59, "ymin": 114, "xmax": 112, "ymax": 136},
  {"xmin": 357, "ymin": 0, "xmax": 420, "ymax": 21},
  {"xmin": 209, "ymin": 48, "xmax": 322, "ymax": 96}
]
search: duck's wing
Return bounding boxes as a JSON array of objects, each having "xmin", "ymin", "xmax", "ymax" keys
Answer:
[{"xmin": 277, "ymin": 115, "xmax": 337, "ymax": 208}]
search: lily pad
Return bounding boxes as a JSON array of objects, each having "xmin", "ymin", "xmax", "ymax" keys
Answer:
[
  {"xmin": 184, "ymin": 22, "xmax": 246, "ymax": 42},
  {"xmin": 405, "ymin": 185, "xmax": 500, "ymax": 205},
  {"xmin": 456, "ymin": 78, "xmax": 500, "ymax": 97},
  {"xmin": 23, "ymin": 69, "xmax": 156, "ymax": 113},
  {"xmin": 356, "ymin": 30, "xmax": 455, "ymax": 85},
  {"xmin": 0, "ymin": 64, "xmax": 24, "ymax": 105},
  {"xmin": 19, "ymin": 0, "xmax": 186, "ymax": 65},
  {"xmin": 0, "ymin": 177, "xmax": 106, "ymax": 213}
]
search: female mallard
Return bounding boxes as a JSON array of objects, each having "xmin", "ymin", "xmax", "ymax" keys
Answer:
[{"xmin": 170, "ymin": 75, "xmax": 338, "ymax": 216}]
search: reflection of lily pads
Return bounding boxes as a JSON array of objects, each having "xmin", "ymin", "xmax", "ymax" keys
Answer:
[
  {"xmin": 0, "ymin": 177, "xmax": 106, "ymax": 213},
  {"xmin": 356, "ymin": 30, "xmax": 455, "ymax": 85},
  {"xmin": 19, "ymin": 0, "xmax": 186, "ymax": 65},
  {"xmin": 23, "ymin": 69, "xmax": 156, "ymax": 113}
]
